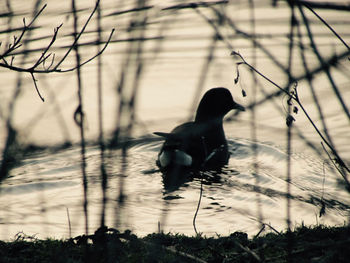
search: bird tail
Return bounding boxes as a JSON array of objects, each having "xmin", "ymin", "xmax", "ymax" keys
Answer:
[{"xmin": 157, "ymin": 148, "xmax": 192, "ymax": 169}]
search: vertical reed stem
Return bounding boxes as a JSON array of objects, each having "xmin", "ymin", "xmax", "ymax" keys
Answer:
[
  {"xmin": 96, "ymin": 1, "xmax": 107, "ymax": 229},
  {"xmin": 248, "ymin": 0, "xmax": 263, "ymax": 229},
  {"xmin": 72, "ymin": 0, "xmax": 88, "ymax": 235}
]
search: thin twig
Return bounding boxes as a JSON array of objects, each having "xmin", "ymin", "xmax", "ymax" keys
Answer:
[
  {"xmin": 54, "ymin": 0, "xmax": 101, "ymax": 70},
  {"xmin": 264, "ymin": 223, "xmax": 282, "ymax": 235},
  {"xmin": 59, "ymin": 29, "xmax": 115, "ymax": 73},
  {"xmin": 255, "ymin": 224, "xmax": 265, "ymax": 238},
  {"xmin": 231, "ymin": 51, "xmax": 291, "ymax": 97},
  {"xmin": 66, "ymin": 207, "xmax": 72, "ymax": 238},
  {"xmin": 298, "ymin": 5, "xmax": 350, "ymax": 121},
  {"xmin": 31, "ymin": 24, "xmax": 63, "ymax": 69},
  {"xmin": 193, "ymin": 177, "xmax": 203, "ymax": 235},
  {"xmin": 30, "ymin": 72, "xmax": 44, "ymax": 102},
  {"xmin": 43, "ymin": 53, "xmax": 55, "ymax": 70},
  {"xmin": 0, "ymin": 1, "xmax": 115, "ymax": 102},
  {"xmin": 295, "ymin": 13, "xmax": 336, "ymax": 154},
  {"xmin": 321, "ymin": 142, "xmax": 350, "ymax": 190},
  {"xmin": 231, "ymin": 51, "xmax": 349, "ymax": 174},
  {"xmin": 0, "ymin": 4, "xmax": 47, "ymax": 59},
  {"xmin": 300, "ymin": 2, "xmax": 350, "ymax": 51},
  {"xmin": 195, "ymin": 4, "xmax": 291, "ymax": 78},
  {"xmin": 295, "ymin": 0, "xmax": 350, "ymax": 11},
  {"xmin": 0, "ymin": 29, "xmax": 115, "ymax": 74},
  {"xmin": 245, "ymin": 49, "xmax": 350, "ymax": 111}
]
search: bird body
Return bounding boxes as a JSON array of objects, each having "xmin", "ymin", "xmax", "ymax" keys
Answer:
[{"xmin": 155, "ymin": 87, "xmax": 244, "ymax": 173}]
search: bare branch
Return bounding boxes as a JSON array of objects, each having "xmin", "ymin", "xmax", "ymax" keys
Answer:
[
  {"xmin": 0, "ymin": 4, "xmax": 47, "ymax": 60},
  {"xmin": 60, "ymin": 28, "xmax": 115, "ymax": 73},
  {"xmin": 231, "ymin": 51, "xmax": 293, "ymax": 99},
  {"xmin": 53, "ymin": 0, "xmax": 101, "ymax": 70},
  {"xmin": 295, "ymin": 0, "xmax": 350, "ymax": 11},
  {"xmin": 231, "ymin": 51, "xmax": 349, "ymax": 174},
  {"xmin": 0, "ymin": 1, "xmax": 115, "ymax": 102},
  {"xmin": 300, "ymin": 2, "xmax": 350, "ymax": 51},
  {"xmin": 31, "ymin": 24, "xmax": 63, "ymax": 69}
]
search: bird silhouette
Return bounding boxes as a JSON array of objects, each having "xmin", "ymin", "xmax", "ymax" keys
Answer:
[{"xmin": 154, "ymin": 87, "xmax": 245, "ymax": 176}]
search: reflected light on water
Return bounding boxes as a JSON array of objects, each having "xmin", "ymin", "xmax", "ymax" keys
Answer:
[{"xmin": 0, "ymin": 0, "xmax": 349, "ymax": 239}]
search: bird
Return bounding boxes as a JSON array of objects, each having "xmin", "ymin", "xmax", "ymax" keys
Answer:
[{"xmin": 154, "ymin": 87, "xmax": 245, "ymax": 174}]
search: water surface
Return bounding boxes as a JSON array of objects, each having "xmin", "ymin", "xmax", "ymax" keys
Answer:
[{"xmin": 0, "ymin": 0, "xmax": 349, "ymax": 239}]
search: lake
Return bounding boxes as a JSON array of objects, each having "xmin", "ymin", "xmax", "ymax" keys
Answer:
[{"xmin": 0, "ymin": 0, "xmax": 349, "ymax": 240}]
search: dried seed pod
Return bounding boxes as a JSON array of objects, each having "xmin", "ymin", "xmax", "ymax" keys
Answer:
[
  {"xmin": 286, "ymin": 115, "xmax": 295, "ymax": 127},
  {"xmin": 293, "ymin": 106, "xmax": 298, "ymax": 114}
]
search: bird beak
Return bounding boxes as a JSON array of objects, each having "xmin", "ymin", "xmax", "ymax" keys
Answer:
[{"xmin": 233, "ymin": 102, "xmax": 245, "ymax": 111}]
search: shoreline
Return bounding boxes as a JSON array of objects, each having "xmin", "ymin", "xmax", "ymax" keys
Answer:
[{"xmin": 1, "ymin": 224, "xmax": 349, "ymax": 262}]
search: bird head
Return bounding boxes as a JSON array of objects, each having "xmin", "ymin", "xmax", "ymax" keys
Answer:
[{"xmin": 195, "ymin": 87, "xmax": 244, "ymax": 122}]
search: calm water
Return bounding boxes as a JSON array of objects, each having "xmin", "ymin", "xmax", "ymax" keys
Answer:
[{"xmin": 0, "ymin": 0, "xmax": 349, "ymax": 239}]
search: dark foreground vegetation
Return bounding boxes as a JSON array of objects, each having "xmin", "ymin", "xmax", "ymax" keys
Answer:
[{"xmin": 1, "ymin": 225, "xmax": 350, "ymax": 263}]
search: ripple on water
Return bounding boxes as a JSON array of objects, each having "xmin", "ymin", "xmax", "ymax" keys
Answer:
[{"xmin": 0, "ymin": 136, "xmax": 349, "ymax": 239}]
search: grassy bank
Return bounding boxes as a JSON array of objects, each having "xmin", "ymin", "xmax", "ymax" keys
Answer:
[{"xmin": 1, "ymin": 225, "xmax": 350, "ymax": 262}]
